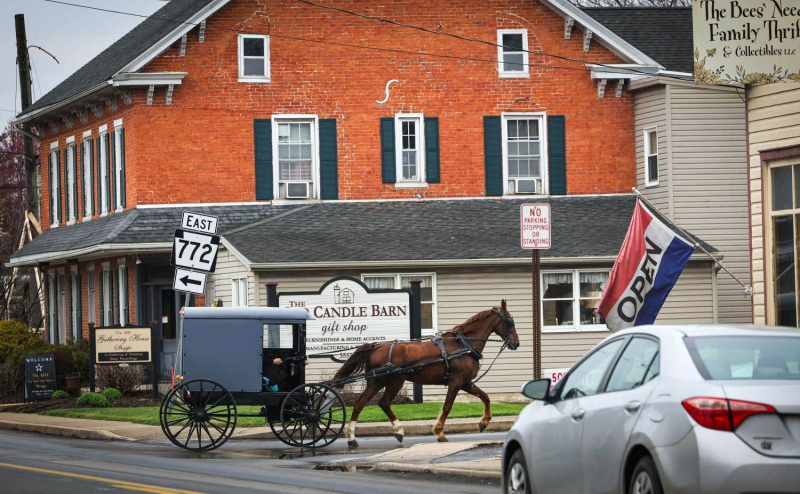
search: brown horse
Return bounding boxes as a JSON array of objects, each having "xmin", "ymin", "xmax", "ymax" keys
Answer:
[{"xmin": 332, "ymin": 300, "xmax": 520, "ymax": 447}]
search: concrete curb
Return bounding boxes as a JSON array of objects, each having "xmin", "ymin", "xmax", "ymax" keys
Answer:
[
  {"xmin": 371, "ymin": 461, "xmax": 501, "ymax": 481},
  {"xmin": 0, "ymin": 419, "xmax": 131, "ymax": 441}
]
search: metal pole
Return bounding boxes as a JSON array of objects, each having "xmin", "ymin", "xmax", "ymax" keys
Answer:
[
  {"xmin": 88, "ymin": 323, "xmax": 96, "ymax": 392},
  {"xmin": 532, "ymin": 250, "xmax": 541, "ymax": 380},
  {"xmin": 14, "ymin": 15, "xmax": 39, "ymax": 224},
  {"xmin": 409, "ymin": 280, "xmax": 423, "ymax": 404}
]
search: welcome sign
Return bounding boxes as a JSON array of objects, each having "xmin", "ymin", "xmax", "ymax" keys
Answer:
[
  {"xmin": 693, "ymin": 0, "xmax": 800, "ymax": 85},
  {"xmin": 278, "ymin": 277, "xmax": 412, "ymax": 361},
  {"xmin": 95, "ymin": 326, "xmax": 152, "ymax": 363}
]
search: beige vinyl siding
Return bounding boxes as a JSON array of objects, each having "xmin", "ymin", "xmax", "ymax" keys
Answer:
[
  {"xmin": 634, "ymin": 86, "xmax": 670, "ymax": 216},
  {"xmin": 747, "ymin": 83, "xmax": 800, "ymax": 324},
  {"xmin": 669, "ymin": 84, "xmax": 751, "ymax": 324},
  {"xmin": 209, "ymin": 249, "xmax": 257, "ymax": 307}
]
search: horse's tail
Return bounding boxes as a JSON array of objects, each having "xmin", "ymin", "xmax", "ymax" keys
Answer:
[{"xmin": 333, "ymin": 343, "xmax": 377, "ymax": 381}]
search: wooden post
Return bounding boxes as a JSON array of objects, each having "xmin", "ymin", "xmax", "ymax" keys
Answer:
[
  {"xmin": 15, "ymin": 15, "xmax": 39, "ymax": 223},
  {"xmin": 150, "ymin": 322, "xmax": 159, "ymax": 398},
  {"xmin": 88, "ymin": 323, "xmax": 96, "ymax": 392},
  {"xmin": 409, "ymin": 280, "xmax": 423, "ymax": 404},
  {"xmin": 532, "ymin": 249, "xmax": 542, "ymax": 380}
]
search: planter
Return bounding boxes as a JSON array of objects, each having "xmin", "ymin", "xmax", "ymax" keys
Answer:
[{"xmin": 65, "ymin": 372, "xmax": 81, "ymax": 395}]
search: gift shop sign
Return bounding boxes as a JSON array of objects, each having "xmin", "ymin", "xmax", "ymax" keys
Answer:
[
  {"xmin": 95, "ymin": 327, "xmax": 152, "ymax": 363},
  {"xmin": 278, "ymin": 277, "xmax": 411, "ymax": 362},
  {"xmin": 693, "ymin": 0, "xmax": 800, "ymax": 85}
]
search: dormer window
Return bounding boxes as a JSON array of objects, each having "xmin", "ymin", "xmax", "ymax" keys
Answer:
[{"xmin": 238, "ymin": 34, "xmax": 270, "ymax": 83}]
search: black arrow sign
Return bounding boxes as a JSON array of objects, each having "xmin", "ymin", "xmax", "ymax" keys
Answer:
[{"xmin": 180, "ymin": 275, "xmax": 201, "ymax": 286}]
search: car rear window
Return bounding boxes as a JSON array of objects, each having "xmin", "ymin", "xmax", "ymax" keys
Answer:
[{"xmin": 685, "ymin": 336, "xmax": 800, "ymax": 380}]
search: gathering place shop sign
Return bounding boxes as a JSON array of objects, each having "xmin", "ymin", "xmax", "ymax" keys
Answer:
[
  {"xmin": 278, "ymin": 277, "xmax": 412, "ymax": 362},
  {"xmin": 24, "ymin": 354, "xmax": 57, "ymax": 400},
  {"xmin": 693, "ymin": 0, "xmax": 800, "ymax": 85},
  {"xmin": 95, "ymin": 326, "xmax": 152, "ymax": 363}
]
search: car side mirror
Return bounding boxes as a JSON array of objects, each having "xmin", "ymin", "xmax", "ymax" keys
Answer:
[{"xmin": 521, "ymin": 379, "xmax": 551, "ymax": 400}]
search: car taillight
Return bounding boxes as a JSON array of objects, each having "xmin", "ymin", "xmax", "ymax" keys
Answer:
[{"xmin": 681, "ymin": 397, "xmax": 776, "ymax": 432}]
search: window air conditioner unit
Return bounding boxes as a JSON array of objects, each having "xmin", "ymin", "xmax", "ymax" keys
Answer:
[
  {"xmin": 513, "ymin": 178, "xmax": 541, "ymax": 194},
  {"xmin": 285, "ymin": 182, "xmax": 310, "ymax": 199}
]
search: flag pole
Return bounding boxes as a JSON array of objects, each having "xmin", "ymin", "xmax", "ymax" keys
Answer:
[{"xmin": 632, "ymin": 188, "xmax": 753, "ymax": 297}]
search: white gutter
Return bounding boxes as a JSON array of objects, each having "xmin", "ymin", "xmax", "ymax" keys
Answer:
[
  {"xmin": 587, "ymin": 64, "xmax": 659, "ymax": 81},
  {"xmin": 13, "ymin": 81, "xmax": 112, "ymax": 125},
  {"xmin": 112, "ymin": 72, "xmax": 188, "ymax": 87},
  {"xmin": 7, "ymin": 242, "xmax": 171, "ymax": 267}
]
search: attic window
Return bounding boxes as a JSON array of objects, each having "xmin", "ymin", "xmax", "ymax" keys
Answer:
[
  {"xmin": 238, "ymin": 34, "xmax": 270, "ymax": 83},
  {"xmin": 497, "ymin": 29, "xmax": 529, "ymax": 78}
]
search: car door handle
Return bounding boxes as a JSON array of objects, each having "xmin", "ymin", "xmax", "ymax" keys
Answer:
[
  {"xmin": 624, "ymin": 401, "xmax": 642, "ymax": 413},
  {"xmin": 571, "ymin": 409, "xmax": 585, "ymax": 421}
]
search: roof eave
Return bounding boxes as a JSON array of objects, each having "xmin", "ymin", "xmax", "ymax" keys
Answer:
[
  {"xmin": 13, "ymin": 81, "xmax": 112, "ymax": 125},
  {"xmin": 6, "ymin": 242, "xmax": 171, "ymax": 267}
]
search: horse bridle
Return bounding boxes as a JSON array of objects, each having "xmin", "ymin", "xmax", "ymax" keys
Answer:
[{"xmin": 493, "ymin": 307, "xmax": 517, "ymax": 342}]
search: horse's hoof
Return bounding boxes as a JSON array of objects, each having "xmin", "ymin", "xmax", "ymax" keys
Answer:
[
  {"xmin": 394, "ymin": 434, "xmax": 404, "ymax": 443},
  {"xmin": 479, "ymin": 422, "xmax": 487, "ymax": 433},
  {"xmin": 348, "ymin": 439, "xmax": 359, "ymax": 448},
  {"xmin": 437, "ymin": 436, "xmax": 448, "ymax": 443}
]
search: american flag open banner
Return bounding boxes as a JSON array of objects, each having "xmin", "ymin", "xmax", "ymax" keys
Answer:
[{"xmin": 599, "ymin": 200, "xmax": 695, "ymax": 331}]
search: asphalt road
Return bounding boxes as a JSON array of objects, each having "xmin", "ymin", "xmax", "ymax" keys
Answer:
[{"xmin": 0, "ymin": 430, "xmax": 505, "ymax": 494}]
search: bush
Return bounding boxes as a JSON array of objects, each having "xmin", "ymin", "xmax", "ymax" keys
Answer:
[
  {"xmin": 96, "ymin": 365, "xmax": 145, "ymax": 396},
  {"xmin": 101, "ymin": 388, "xmax": 122, "ymax": 400},
  {"xmin": 0, "ymin": 362, "xmax": 22, "ymax": 402},
  {"xmin": 0, "ymin": 320, "xmax": 49, "ymax": 368},
  {"xmin": 76, "ymin": 392, "xmax": 109, "ymax": 407},
  {"xmin": 51, "ymin": 390, "xmax": 70, "ymax": 399}
]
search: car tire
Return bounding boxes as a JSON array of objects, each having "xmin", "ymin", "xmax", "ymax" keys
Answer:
[
  {"xmin": 504, "ymin": 449, "xmax": 532, "ymax": 494},
  {"xmin": 629, "ymin": 456, "xmax": 663, "ymax": 494}
]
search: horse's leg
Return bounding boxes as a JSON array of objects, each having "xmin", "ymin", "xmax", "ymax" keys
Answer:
[
  {"xmin": 378, "ymin": 376, "xmax": 406, "ymax": 443},
  {"xmin": 345, "ymin": 380, "xmax": 381, "ymax": 448},
  {"xmin": 432, "ymin": 382, "xmax": 461, "ymax": 442},
  {"xmin": 463, "ymin": 384, "xmax": 492, "ymax": 432}
]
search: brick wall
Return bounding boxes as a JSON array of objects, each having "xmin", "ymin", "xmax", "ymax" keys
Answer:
[{"xmin": 39, "ymin": 0, "xmax": 635, "ymax": 222}]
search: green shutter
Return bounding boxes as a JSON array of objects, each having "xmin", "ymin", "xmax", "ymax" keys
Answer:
[
  {"xmin": 483, "ymin": 116, "xmax": 503, "ymax": 196},
  {"xmin": 48, "ymin": 153, "xmax": 54, "ymax": 225},
  {"xmin": 380, "ymin": 117, "xmax": 396, "ymax": 183},
  {"xmin": 424, "ymin": 117, "xmax": 440, "ymax": 183},
  {"xmin": 319, "ymin": 118, "xmax": 338, "ymax": 200},
  {"xmin": 548, "ymin": 115, "xmax": 567, "ymax": 195},
  {"xmin": 120, "ymin": 128, "xmax": 126, "ymax": 208},
  {"xmin": 254, "ymin": 119, "xmax": 273, "ymax": 200}
]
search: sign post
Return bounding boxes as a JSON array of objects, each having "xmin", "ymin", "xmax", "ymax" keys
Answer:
[{"xmin": 521, "ymin": 204, "xmax": 551, "ymax": 380}]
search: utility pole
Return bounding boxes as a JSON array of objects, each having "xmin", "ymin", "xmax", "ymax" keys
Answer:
[{"xmin": 15, "ymin": 14, "xmax": 39, "ymax": 224}]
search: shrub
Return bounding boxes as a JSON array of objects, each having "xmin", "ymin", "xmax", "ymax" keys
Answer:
[
  {"xmin": 51, "ymin": 341, "xmax": 90, "ymax": 376},
  {"xmin": 0, "ymin": 362, "xmax": 22, "ymax": 401},
  {"xmin": 102, "ymin": 388, "xmax": 122, "ymax": 400},
  {"xmin": 0, "ymin": 320, "xmax": 49, "ymax": 368},
  {"xmin": 76, "ymin": 392, "xmax": 110, "ymax": 407},
  {"xmin": 51, "ymin": 390, "xmax": 70, "ymax": 399},
  {"xmin": 96, "ymin": 365, "xmax": 145, "ymax": 395}
]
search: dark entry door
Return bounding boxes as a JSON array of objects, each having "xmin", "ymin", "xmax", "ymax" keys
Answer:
[{"xmin": 157, "ymin": 287, "xmax": 178, "ymax": 376}]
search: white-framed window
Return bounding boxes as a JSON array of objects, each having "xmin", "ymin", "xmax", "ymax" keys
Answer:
[
  {"xmin": 502, "ymin": 113, "xmax": 547, "ymax": 195},
  {"xmin": 232, "ymin": 278, "xmax": 249, "ymax": 307},
  {"xmin": 87, "ymin": 266, "xmax": 96, "ymax": 324},
  {"xmin": 541, "ymin": 270, "xmax": 609, "ymax": 332},
  {"xmin": 497, "ymin": 29, "xmax": 529, "ymax": 77},
  {"xmin": 272, "ymin": 115, "xmax": 319, "ymax": 200},
  {"xmin": 394, "ymin": 113, "xmax": 426, "ymax": 187},
  {"xmin": 238, "ymin": 34, "xmax": 270, "ymax": 82},
  {"xmin": 82, "ymin": 131, "xmax": 93, "ymax": 218},
  {"xmin": 361, "ymin": 273, "xmax": 437, "ymax": 335},
  {"xmin": 66, "ymin": 137, "xmax": 77, "ymax": 223},
  {"xmin": 57, "ymin": 272, "xmax": 66, "ymax": 343},
  {"xmin": 644, "ymin": 128, "xmax": 659, "ymax": 186},
  {"xmin": 117, "ymin": 261, "xmax": 128, "ymax": 326},
  {"xmin": 99, "ymin": 125, "xmax": 109, "ymax": 214},
  {"xmin": 113, "ymin": 120, "xmax": 124, "ymax": 210},
  {"xmin": 101, "ymin": 267, "xmax": 113, "ymax": 326},
  {"xmin": 49, "ymin": 142, "xmax": 60, "ymax": 227}
]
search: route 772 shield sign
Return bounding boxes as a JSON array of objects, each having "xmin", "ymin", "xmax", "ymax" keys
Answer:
[{"xmin": 170, "ymin": 229, "xmax": 220, "ymax": 273}]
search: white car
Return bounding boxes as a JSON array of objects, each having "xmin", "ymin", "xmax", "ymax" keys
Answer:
[{"xmin": 502, "ymin": 325, "xmax": 800, "ymax": 494}]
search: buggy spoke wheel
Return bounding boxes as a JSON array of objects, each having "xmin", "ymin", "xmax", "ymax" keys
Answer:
[
  {"xmin": 159, "ymin": 378, "xmax": 237, "ymax": 452},
  {"xmin": 280, "ymin": 384, "xmax": 346, "ymax": 448}
]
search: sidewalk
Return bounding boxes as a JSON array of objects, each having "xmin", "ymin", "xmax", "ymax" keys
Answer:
[
  {"xmin": 0, "ymin": 412, "xmax": 516, "ymax": 443},
  {"xmin": 319, "ymin": 440, "xmax": 503, "ymax": 481}
]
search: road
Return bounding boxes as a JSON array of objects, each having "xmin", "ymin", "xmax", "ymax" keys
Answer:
[{"xmin": 0, "ymin": 430, "xmax": 504, "ymax": 494}]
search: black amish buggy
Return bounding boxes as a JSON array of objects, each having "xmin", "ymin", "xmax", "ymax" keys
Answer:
[{"xmin": 160, "ymin": 307, "xmax": 348, "ymax": 451}]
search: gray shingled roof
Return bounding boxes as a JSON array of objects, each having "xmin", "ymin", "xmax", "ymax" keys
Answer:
[
  {"xmin": 10, "ymin": 204, "xmax": 296, "ymax": 262},
  {"xmin": 20, "ymin": 0, "xmax": 215, "ymax": 117},
  {"xmin": 224, "ymin": 195, "xmax": 715, "ymax": 265},
  {"xmin": 583, "ymin": 8, "xmax": 693, "ymax": 73}
]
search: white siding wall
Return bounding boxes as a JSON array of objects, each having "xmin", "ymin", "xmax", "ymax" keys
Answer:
[
  {"xmin": 208, "ymin": 249, "xmax": 257, "ymax": 307},
  {"xmin": 747, "ymin": 83, "xmax": 800, "ymax": 324},
  {"xmin": 634, "ymin": 86, "xmax": 670, "ymax": 215}
]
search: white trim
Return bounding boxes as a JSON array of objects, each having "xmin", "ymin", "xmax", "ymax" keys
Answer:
[
  {"xmin": 14, "ymin": 82, "xmax": 111, "ymax": 124},
  {"xmin": 112, "ymin": 72, "xmax": 187, "ymax": 86},
  {"xmin": 587, "ymin": 64, "xmax": 658, "ymax": 81},
  {"xmin": 6, "ymin": 242, "xmax": 171, "ymax": 267},
  {"xmin": 113, "ymin": 118, "xmax": 123, "ymax": 128},
  {"xmin": 66, "ymin": 136, "xmax": 75, "ymax": 144},
  {"xmin": 271, "ymin": 115, "xmax": 320, "ymax": 200},
  {"xmin": 361, "ymin": 272, "xmax": 439, "ymax": 334},
  {"xmin": 117, "ymin": 257, "xmax": 126, "ymax": 267},
  {"xmin": 70, "ymin": 264, "xmax": 78, "ymax": 274},
  {"xmin": 87, "ymin": 263, "xmax": 95, "ymax": 271},
  {"xmin": 238, "ymin": 34, "xmax": 270, "ymax": 83},
  {"xmin": 83, "ymin": 130, "xmax": 92, "ymax": 138},
  {"xmin": 101, "ymin": 261, "xmax": 111, "ymax": 270},
  {"xmin": 541, "ymin": 268, "xmax": 611, "ymax": 333},
  {"xmin": 99, "ymin": 124, "xmax": 108, "ymax": 133},
  {"xmin": 501, "ymin": 112, "xmax": 549, "ymax": 196},
  {"xmin": 497, "ymin": 29, "xmax": 530, "ymax": 78},
  {"xmin": 50, "ymin": 140, "xmax": 59, "ymax": 150},
  {"xmin": 394, "ymin": 113, "xmax": 426, "ymax": 186},
  {"xmin": 643, "ymin": 127, "xmax": 659, "ymax": 187}
]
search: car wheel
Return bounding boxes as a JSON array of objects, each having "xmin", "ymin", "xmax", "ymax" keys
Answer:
[
  {"xmin": 505, "ymin": 449, "xmax": 532, "ymax": 494},
  {"xmin": 629, "ymin": 456, "xmax": 663, "ymax": 494}
]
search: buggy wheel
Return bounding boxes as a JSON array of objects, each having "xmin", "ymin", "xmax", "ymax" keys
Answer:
[
  {"xmin": 268, "ymin": 419, "xmax": 296, "ymax": 447},
  {"xmin": 280, "ymin": 383, "xmax": 346, "ymax": 448},
  {"xmin": 159, "ymin": 378, "xmax": 237, "ymax": 451}
]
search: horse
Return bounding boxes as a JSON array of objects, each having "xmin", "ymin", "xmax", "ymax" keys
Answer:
[{"xmin": 332, "ymin": 299, "xmax": 520, "ymax": 447}]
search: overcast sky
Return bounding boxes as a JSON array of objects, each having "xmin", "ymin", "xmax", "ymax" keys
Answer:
[{"xmin": 1, "ymin": 0, "xmax": 167, "ymax": 126}]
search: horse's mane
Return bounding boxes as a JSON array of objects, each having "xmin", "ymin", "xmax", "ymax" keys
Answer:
[{"xmin": 444, "ymin": 308, "xmax": 495, "ymax": 335}]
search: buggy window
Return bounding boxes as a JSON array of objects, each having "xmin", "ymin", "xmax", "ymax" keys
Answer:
[{"xmin": 263, "ymin": 324, "xmax": 294, "ymax": 349}]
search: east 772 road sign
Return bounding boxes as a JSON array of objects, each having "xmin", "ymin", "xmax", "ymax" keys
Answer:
[{"xmin": 170, "ymin": 229, "xmax": 220, "ymax": 273}]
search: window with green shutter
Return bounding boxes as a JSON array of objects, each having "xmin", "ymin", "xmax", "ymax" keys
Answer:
[
  {"xmin": 319, "ymin": 119, "xmax": 338, "ymax": 200},
  {"xmin": 483, "ymin": 116, "xmax": 503, "ymax": 196},
  {"xmin": 254, "ymin": 119, "xmax": 273, "ymax": 199},
  {"xmin": 547, "ymin": 115, "xmax": 567, "ymax": 195}
]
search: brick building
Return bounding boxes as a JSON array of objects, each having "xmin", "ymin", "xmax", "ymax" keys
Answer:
[{"xmin": 9, "ymin": 1, "xmax": 721, "ymax": 391}]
